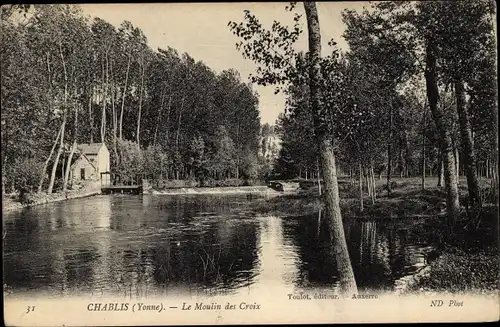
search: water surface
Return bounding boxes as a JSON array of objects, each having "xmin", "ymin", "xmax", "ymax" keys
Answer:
[{"xmin": 3, "ymin": 194, "xmax": 431, "ymax": 298}]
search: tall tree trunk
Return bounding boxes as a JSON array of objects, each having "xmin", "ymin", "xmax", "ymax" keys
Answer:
[
  {"xmin": 38, "ymin": 50, "xmax": 60, "ymax": 193},
  {"xmin": 421, "ymin": 101, "xmax": 427, "ymax": 190},
  {"xmin": 48, "ymin": 115, "xmax": 66, "ymax": 194},
  {"xmin": 437, "ymin": 149, "xmax": 444, "ymax": 187},
  {"xmin": 176, "ymin": 97, "xmax": 185, "ymax": 152},
  {"xmin": 317, "ymin": 208, "xmax": 322, "ymax": 238},
  {"xmin": 63, "ymin": 89, "xmax": 79, "ymax": 191},
  {"xmin": 136, "ymin": 57, "xmax": 146, "ymax": 146},
  {"xmin": 61, "ymin": 153, "xmax": 65, "ymax": 182},
  {"xmin": 399, "ymin": 138, "xmax": 404, "ymax": 178},
  {"xmin": 490, "ymin": 91, "xmax": 499, "ymax": 202},
  {"xmin": 63, "ymin": 141, "xmax": 76, "ymax": 191},
  {"xmin": 365, "ymin": 165, "xmax": 370, "ymax": 197},
  {"xmin": 235, "ymin": 123, "xmax": 240, "ymax": 180},
  {"xmin": 48, "ymin": 41, "xmax": 69, "ymax": 194},
  {"xmin": 2, "ymin": 155, "xmax": 6, "ymax": 195},
  {"xmin": 425, "ymin": 40, "xmax": 460, "ymax": 224},
  {"xmin": 46, "ymin": 52, "xmax": 53, "ymax": 117},
  {"xmin": 108, "ymin": 58, "xmax": 117, "ymax": 161},
  {"xmin": 100, "ymin": 56, "xmax": 107, "ymax": 144},
  {"xmin": 119, "ymin": 53, "xmax": 131, "ymax": 140},
  {"xmin": 38, "ymin": 124, "xmax": 63, "ymax": 192},
  {"xmin": 112, "ymin": 85, "xmax": 118, "ymax": 161},
  {"xmin": 370, "ymin": 161, "xmax": 376, "ymax": 203},
  {"xmin": 153, "ymin": 85, "xmax": 167, "ymax": 146},
  {"xmin": 455, "ymin": 78, "xmax": 481, "ymax": 209},
  {"xmin": 421, "ymin": 143, "xmax": 426, "ymax": 190},
  {"xmin": 164, "ymin": 95, "xmax": 172, "ymax": 143},
  {"xmin": 387, "ymin": 104, "xmax": 393, "ymax": 196},
  {"xmin": 359, "ymin": 161, "xmax": 364, "ymax": 212},
  {"xmin": 304, "ymin": 1, "xmax": 357, "ymax": 295},
  {"xmin": 88, "ymin": 87, "xmax": 93, "ymax": 143},
  {"xmin": 100, "ymin": 58, "xmax": 105, "ymax": 143},
  {"xmin": 317, "ymin": 157, "xmax": 322, "ymax": 196},
  {"xmin": 404, "ymin": 130, "xmax": 411, "ymax": 177}
]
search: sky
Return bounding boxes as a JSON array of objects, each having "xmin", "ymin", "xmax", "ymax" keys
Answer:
[{"xmin": 81, "ymin": 2, "xmax": 369, "ymax": 125}]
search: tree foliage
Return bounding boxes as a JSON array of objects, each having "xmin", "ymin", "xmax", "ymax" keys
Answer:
[{"xmin": 1, "ymin": 4, "xmax": 264, "ymax": 193}]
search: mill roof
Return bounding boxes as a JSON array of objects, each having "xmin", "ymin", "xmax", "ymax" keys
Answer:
[{"xmin": 78, "ymin": 143, "xmax": 105, "ymax": 155}]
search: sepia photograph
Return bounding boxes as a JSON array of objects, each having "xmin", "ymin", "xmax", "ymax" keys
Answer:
[{"xmin": 2, "ymin": 2, "xmax": 499, "ymax": 325}]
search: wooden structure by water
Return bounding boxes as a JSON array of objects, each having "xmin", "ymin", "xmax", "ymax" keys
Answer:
[
  {"xmin": 100, "ymin": 172, "xmax": 144, "ymax": 194},
  {"xmin": 267, "ymin": 180, "xmax": 300, "ymax": 192}
]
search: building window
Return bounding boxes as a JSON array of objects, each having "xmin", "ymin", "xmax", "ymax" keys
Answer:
[{"xmin": 81, "ymin": 168, "xmax": 85, "ymax": 180}]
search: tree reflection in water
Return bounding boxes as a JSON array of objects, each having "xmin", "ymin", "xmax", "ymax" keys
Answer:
[
  {"xmin": 3, "ymin": 195, "xmax": 433, "ymax": 298},
  {"xmin": 281, "ymin": 212, "xmax": 431, "ymax": 292}
]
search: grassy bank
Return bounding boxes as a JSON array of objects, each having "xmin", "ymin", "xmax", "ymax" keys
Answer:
[
  {"xmin": 2, "ymin": 181, "xmax": 101, "ymax": 213},
  {"xmin": 404, "ymin": 203, "xmax": 499, "ymax": 294},
  {"xmin": 406, "ymin": 247, "xmax": 498, "ymax": 295},
  {"xmin": 251, "ymin": 177, "xmax": 496, "ymax": 217},
  {"xmin": 249, "ymin": 186, "xmax": 444, "ymax": 218}
]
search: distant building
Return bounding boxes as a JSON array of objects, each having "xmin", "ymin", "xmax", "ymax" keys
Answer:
[
  {"xmin": 259, "ymin": 134, "xmax": 282, "ymax": 160},
  {"xmin": 70, "ymin": 143, "xmax": 110, "ymax": 183}
]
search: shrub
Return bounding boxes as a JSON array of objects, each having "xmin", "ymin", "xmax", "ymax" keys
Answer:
[
  {"xmin": 412, "ymin": 249, "xmax": 499, "ymax": 293},
  {"xmin": 7, "ymin": 158, "xmax": 44, "ymax": 193},
  {"xmin": 115, "ymin": 139, "xmax": 144, "ymax": 184},
  {"xmin": 19, "ymin": 188, "xmax": 35, "ymax": 204},
  {"xmin": 244, "ymin": 179, "xmax": 265, "ymax": 186}
]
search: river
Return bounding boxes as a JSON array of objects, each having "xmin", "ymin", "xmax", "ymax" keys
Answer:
[{"xmin": 3, "ymin": 194, "xmax": 431, "ymax": 299}]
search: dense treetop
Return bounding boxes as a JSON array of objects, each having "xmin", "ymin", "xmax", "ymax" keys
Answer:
[{"xmin": 1, "ymin": 4, "xmax": 264, "ymax": 192}]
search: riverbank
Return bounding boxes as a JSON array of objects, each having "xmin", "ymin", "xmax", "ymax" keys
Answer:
[
  {"xmin": 251, "ymin": 177, "xmax": 495, "ymax": 217},
  {"xmin": 405, "ymin": 247, "xmax": 499, "ymax": 295},
  {"xmin": 249, "ymin": 189, "xmax": 445, "ymax": 218},
  {"xmin": 2, "ymin": 181, "xmax": 101, "ymax": 213},
  {"xmin": 2, "ymin": 184, "xmax": 283, "ymax": 212},
  {"xmin": 150, "ymin": 185, "xmax": 281, "ymax": 196},
  {"xmin": 253, "ymin": 179, "xmax": 500, "ymax": 295},
  {"xmin": 251, "ymin": 177, "xmax": 498, "ymax": 295}
]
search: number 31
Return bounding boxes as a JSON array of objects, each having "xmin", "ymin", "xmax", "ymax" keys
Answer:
[{"xmin": 26, "ymin": 306, "xmax": 35, "ymax": 313}]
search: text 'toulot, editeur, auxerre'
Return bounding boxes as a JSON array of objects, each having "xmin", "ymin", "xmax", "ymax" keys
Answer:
[{"xmin": 287, "ymin": 293, "xmax": 377, "ymax": 300}]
